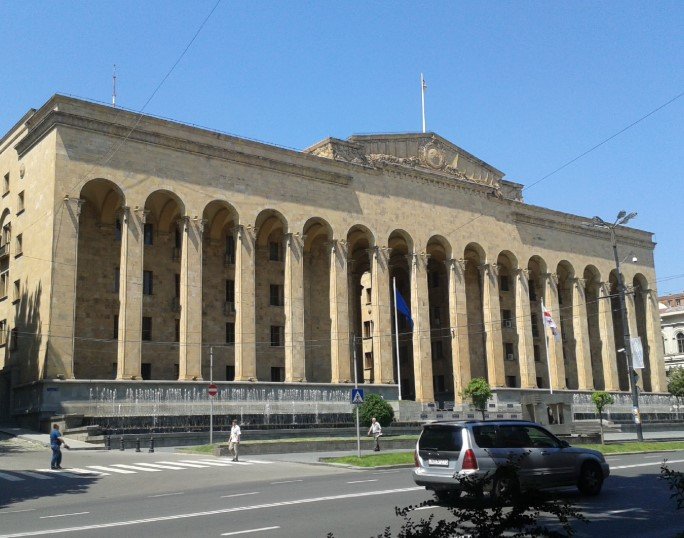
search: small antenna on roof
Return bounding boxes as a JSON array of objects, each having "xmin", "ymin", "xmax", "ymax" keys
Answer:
[
  {"xmin": 112, "ymin": 64, "xmax": 117, "ymax": 107},
  {"xmin": 420, "ymin": 73, "xmax": 427, "ymax": 133}
]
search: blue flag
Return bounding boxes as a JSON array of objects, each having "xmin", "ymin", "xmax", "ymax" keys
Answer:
[{"xmin": 394, "ymin": 288, "xmax": 414, "ymax": 329}]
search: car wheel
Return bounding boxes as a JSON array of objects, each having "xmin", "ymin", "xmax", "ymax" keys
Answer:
[
  {"xmin": 491, "ymin": 471, "xmax": 519, "ymax": 503},
  {"xmin": 578, "ymin": 462, "xmax": 604, "ymax": 496}
]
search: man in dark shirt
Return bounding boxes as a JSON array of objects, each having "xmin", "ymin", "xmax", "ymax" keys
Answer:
[{"xmin": 49, "ymin": 424, "xmax": 69, "ymax": 470}]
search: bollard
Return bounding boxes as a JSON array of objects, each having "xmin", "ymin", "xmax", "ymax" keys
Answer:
[
  {"xmin": 120, "ymin": 436, "xmax": 125, "ymax": 451},
  {"xmin": 105, "ymin": 435, "xmax": 111, "ymax": 451},
  {"xmin": 135, "ymin": 437, "xmax": 141, "ymax": 453},
  {"xmin": 148, "ymin": 436, "xmax": 155, "ymax": 453}
]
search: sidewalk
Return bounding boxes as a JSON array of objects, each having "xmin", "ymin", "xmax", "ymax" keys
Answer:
[{"xmin": 0, "ymin": 425, "xmax": 102, "ymax": 451}]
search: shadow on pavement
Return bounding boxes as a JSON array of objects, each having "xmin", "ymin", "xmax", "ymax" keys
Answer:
[{"xmin": 0, "ymin": 472, "xmax": 101, "ymax": 511}]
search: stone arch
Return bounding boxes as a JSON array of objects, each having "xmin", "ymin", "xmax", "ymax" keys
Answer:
[
  {"xmin": 464, "ymin": 243, "xmax": 487, "ymax": 380},
  {"xmin": 556, "ymin": 260, "xmax": 577, "ymax": 389},
  {"xmin": 584, "ymin": 265, "xmax": 604, "ymax": 389},
  {"xmin": 633, "ymin": 273, "xmax": 652, "ymax": 391},
  {"xmin": 528, "ymin": 255, "xmax": 549, "ymax": 388},
  {"xmin": 254, "ymin": 209, "xmax": 288, "ymax": 381},
  {"xmin": 497, "ymin": 251, "xmax": 519, "ymax": 387},
  {"xmin": 303, "ymin": 217, "xmax": 333, "ymax": 382},
  {"xmin": 426, "ymin": 236, "xmax": 453, "ymax": 400},
  {"xmin": 73, "ymin": 179, "xmax": 125, "ymax": 379},
  {"xmin": 389, "ymin": 230, "xmax": 414, "ymax": 399},
  {"xmin": 144, "ymin": 190, "xmax": 185, "ymax": 234},
  {"xmin": 203, "ymin": 200, "xmax": 239, "ymax": 242}
]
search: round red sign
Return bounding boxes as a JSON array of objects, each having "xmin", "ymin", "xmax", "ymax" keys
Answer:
[{"xmin": 208, "ymin": 384, "xmax": 218, "ymax": 397}]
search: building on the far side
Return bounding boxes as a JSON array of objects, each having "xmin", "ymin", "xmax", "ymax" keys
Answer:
[{"xmin": 660, "ymin": 292, "xmax": 684, "ymax": 374}]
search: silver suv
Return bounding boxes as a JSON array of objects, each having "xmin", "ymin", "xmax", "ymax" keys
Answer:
[{"xmin": 413, "ymin": 419, "xmax": 609, "ymax": 501}]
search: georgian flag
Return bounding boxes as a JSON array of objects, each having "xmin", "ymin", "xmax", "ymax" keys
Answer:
[{"xmin": 541, "ymin": 300, "xmax": 561, "ymax": 341}]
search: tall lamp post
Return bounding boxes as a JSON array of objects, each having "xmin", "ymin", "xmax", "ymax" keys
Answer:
[{"xmin": 591, "ymin": 211, "xmax": 644, "ymax": 442}]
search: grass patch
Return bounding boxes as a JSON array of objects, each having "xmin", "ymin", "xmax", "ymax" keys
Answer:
[
  {"xmin": 322, "ymin": 452, "xmax": 415, "ymax": 467},
  {"xmin": 178, "ymin": 444, "xmax": 217, "ymax": 454},
  {"xmin": 575, "ymin": 441, "xmax": 684, "ymax": 454}
]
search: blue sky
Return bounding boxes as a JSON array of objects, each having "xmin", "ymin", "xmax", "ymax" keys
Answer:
[{"xmin": 1, "ymin": 1, "xmax": 682, "ymax": 293}]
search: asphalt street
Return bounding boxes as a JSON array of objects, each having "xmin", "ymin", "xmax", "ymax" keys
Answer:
[{"xmin": 1, "ymin": 436, "xmax": 683, "ymax": 537}]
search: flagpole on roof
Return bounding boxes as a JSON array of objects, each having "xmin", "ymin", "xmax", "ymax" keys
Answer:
[
  {"xmin": 420, "ymin": 73, "xmax": 427, "ymax": 133},
  {"xmin": 393, "ymin": 277, "xmax": 402, "ymax": 401}
]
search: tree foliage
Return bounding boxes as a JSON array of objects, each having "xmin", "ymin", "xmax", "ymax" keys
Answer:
[
  {"xmin": 661, "ymin": 463, "xmax": 684, "ymax": 511},
  {"xmin": 591, "ymin": 391, "xmax": 614, "ymax": 444},
  {"xmin": 358, "ymin": 393, "xmax": 394, "ymax": 428},
  {"xmin": 463, "ymin": 378, "xmax": 492, "ymax": 420},
  {"xmin": 668, "ymin": 368, "xmax": 684, "ymax": 399}
]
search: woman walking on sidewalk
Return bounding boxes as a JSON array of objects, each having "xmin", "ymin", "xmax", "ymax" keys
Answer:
[{"xmin": 50, "ymin": 424, "xmax": 69, "ymax": 469}]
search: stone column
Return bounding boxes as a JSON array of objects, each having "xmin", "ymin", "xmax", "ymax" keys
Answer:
[
  {"xmin": 572, "ymin": 278, "xmax": 594, "ymax": 390},
  {"xmin": 284, "ymin": 232, "xmax": 306, "ymax": 382},
  {"xmin": 409, "ymin": 252, "xmax": 435, "ymax": 403},
  {"xmin": 543, "ymin": 273, "xmax": 566, "ymax": 390},
  {"xmin": 371, "ymin": 246, "xmax": 394, "ymax": 384},
  {"xmin": 480, "ymin": 263, "xmax": 505, "ymax": 387},
  {"xmin": 515, "ymin": 268, "xmax": 537, "ymax": 388},
  {"xmin": 178, "ymin": 216, "xmax": 203, "ymax": 380},
  {"xmin": 117, "ymin": 205, "xmax": 144, "ymax": 380},
  {"xmin": 624, "ymin": 288, "xmax": 644, "ymax": 390},
  {"xmin": 644, "ymin": 289, "xmax": 668, "ymax": 392},
  {"xmin": 448, "ymin": 258, "xmax": 470, "ymax": 402},
  {"xmin": 329, "ymin": 240, "xmax": 351, "ymax": 383},
  {"xmin": 597, "ymin": 282, "xmax": 620, "ymax": 391},
  {"xmin": 234, "ymin": 225, "xmax": 257, "ymax": 381}
]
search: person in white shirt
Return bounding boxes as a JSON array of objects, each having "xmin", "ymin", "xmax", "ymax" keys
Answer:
[
  {"xmin": 367, "ymin": 417, "xmax": 382, "ymax": 451},
  {"xmin": 228, "ymin": 419, "xmax": 241, "ymax": 462}
]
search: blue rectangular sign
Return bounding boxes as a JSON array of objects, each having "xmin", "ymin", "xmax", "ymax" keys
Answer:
[{"xmin": 351, "ymin": 388, "xmax": 364, "ymax": 404}]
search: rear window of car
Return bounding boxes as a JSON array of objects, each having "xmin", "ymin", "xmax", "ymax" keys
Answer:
[{"xmin": 419, "ymin": 426, "xmax": 463, "ymax": 452}]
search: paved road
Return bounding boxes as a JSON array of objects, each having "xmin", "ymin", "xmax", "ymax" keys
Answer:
[{"xmin": 1, "ymin": 436, "xmax": 682, "ymax": 537}]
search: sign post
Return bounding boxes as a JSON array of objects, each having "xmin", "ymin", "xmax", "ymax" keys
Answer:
[
  {"xmin": 351, "ymin": 337, "xmax": 362, "ymax": 458},
  {"xmin": 209, "ymin": 347, "xmax": 215, "ymax": 445}
]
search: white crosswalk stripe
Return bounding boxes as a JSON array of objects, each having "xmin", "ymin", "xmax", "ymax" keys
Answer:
[
  {"xmin": 15, "ymin": 471, "xmax": 53, "ymax": 480},
  {"xmin": 111, "ymin": 464, "xmax": 163, "ymax": 472},
  {"xmin": 177, "ymin": 460, "xmax": 234, "ymax": 467},
  {"xmin": 0, "ymin": 471, "xmax": 24, "ymax": 481},
  {"xmin": 87, "ymin": 465, "xmax": 136, "ymax": 474},
  {"xmin": 36, "ymin": 469, "xmax": 89, "ymax": 479},
  {"xmin": 64, "ymin": 468, "xmax": 109, "ymax": 476},
  {"xmin": 133, "ymin": 462, "xmax": 188, "ymax": 470},
  {"xmin": 154, "ymin": 460, "xmax": 211, "ymax": 468}
]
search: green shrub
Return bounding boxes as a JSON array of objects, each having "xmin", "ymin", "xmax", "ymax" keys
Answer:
[{"xmin": 358, "ymin": 393, "xmax": 394, "ymax": 428}]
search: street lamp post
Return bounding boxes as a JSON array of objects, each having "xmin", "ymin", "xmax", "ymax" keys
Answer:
[{"xmin": 591, "ymin": 211, "xmax": 643, "ymax": 442}]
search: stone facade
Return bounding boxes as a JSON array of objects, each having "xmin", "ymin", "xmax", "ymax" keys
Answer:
[
  {"xmin": 0, "ymin": 95, "xmax": 670, "ymax": 418},
  {"xmin": 660, "ymin": 293, "xmax": 684, "ymax": 373}
]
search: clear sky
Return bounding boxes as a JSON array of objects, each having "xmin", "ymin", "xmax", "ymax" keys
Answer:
[{"xmin": 1, "ymin": 1, "xmax": 682, "ymax": 292}]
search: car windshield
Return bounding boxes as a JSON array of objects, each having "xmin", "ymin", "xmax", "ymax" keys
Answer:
[{"xmin": 419, "ymin": 426, "xmax": 462, "ymax": 452}]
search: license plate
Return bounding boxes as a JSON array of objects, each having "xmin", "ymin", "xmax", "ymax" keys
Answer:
[{"xmin": 428, "ymin": 459, "xmax": 449, "ymax": 467}]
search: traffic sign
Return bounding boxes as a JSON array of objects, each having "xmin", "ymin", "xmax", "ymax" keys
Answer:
[
  {"xmin": 351, "ymin": 388, "xmax": 364, "ymax": 404},
  {"xmin": 208, "ymin": 383, "xmax": 218, "ymax": 397}
]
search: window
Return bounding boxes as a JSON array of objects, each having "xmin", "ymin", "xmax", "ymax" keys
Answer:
[
  {"xmin": 112, "ymin": 362, "xmax": 117, "ymax": 379},
  {"xmin": 114, "ymin": 267, "xmax": 120, "ymax": 293},
  {"xmin": 365, "ymin": 288, "xmax": 372, "ymax": 305},
  {"xmin": 17, "ymin": 191, "xmax": 24, "ymax": 214},
  {"xmin": 536, "ymin": 376, "xmax": 543, "ymax": 388},
  {"xmin": 433, "ymin": 374, "xmax": 446, "ymax": 394},
  {"xmin": 363, "ymin": 321, "xmax": 372, "ymax": 339},
  {"xmin": 142, "ymin": 317, "xmax": 152, "ymax": 341},
  {"xmin": 523, "ymin": 425, "xmax": 560, "ymax": 448},
  {"xmin": 269, "ymin": 241, "xmax": 281, "ymax": 261},
  {"xmin": 225, "ymin": 280, "xmax": 235, "ymax": 303},
  {"xmin": 364, "ymin": 352, "xmax": 373, "ymax": 369},
  {"xmin": 528, "ymin": 279, "xmax": 537, "ymax": 301},
  {"xmin": 270, "ymin": 325, "xmax": 283, "ymax": 347},
  {"xmin": 270, "ymin": 366, "xmax": 285, "ymax": 382},
  {"xmin": 500, "ymin": 275, "xmax": 510, "ymax": 292},
  {"xmin": 0, "ymin": 270, "xmax": 8, "ymax": 298},
  {"xmin": 12, "ymin": 279, "xmax": 20, "ymax": 303},
  {"xmin": 144, "ymin": 223, "xmax": 154, "ymax": 245},
  {"xmin": 226, "ymin": 365, "xmax": 235, "ymax": 381},
  {"xmin": 533, "ymin": 344, "xmax": 541, "ymax": 363},
  {"xmin": 225, "ymin": 235, "xmax": 235, "ymax": 264},
  {"xmin": 141, "ymin": 363, "xmax": 152, "ymax": 380},
  {"xmin": 10, "ymin": 327, "xmax": 18, "ymax": 351},
  {"xmin": 506, "ymin": 375, "xmax": 516, "ymax": 388},
  {"xmin": 502, "ymin": 309, "xmax": 513, "ymax": 328},
  {"xmin": 175, "ymin": 274, "xmax": 180, "ymax": 298},
  {"xmin": 678, "ymin": 333, "xmax": 684, "ymax": 354},
  {"xmin": 269, "ymin": 284, "xmax": 283, "ymax": 306},
  {"xmin": 2, "ymin": 223, "xmax": 11, "ymax": 251},
  {"xmin": 3, "ymin": 173, "xmax": 9, "ymax": 195},
  {"xmin": 143, "ymin": 271, "xmax": 153, "ymax": 295},
  {"xmin": 175, "ymin": 226, "xmax": 182, "ymax": 249},
  {"xmin": 225, "ymin": 322, "xmax": 235, "ymax": 344},
  {"xmin": 531, "ymin": 314, "xmax": 539, "ymax": 337},
  {"xmin": 431, "ymin": 340, "xmax": 443, "ymax": 359},
  {"xmin": 430, "ymin": 272, "xmax": 440, "ymax": 288},
  {"xmin": 0, "ymin": 319, "xmax": 6, "ymax": 346},
  {"xmin": 14, "ymin": 234, "xmax": 22, "ymax": 257},
  {"xmin": 431, "ymin": 306, "xmax": 441, "ymax": 326},
  {"xmin": 174, "ymin": 319, "xmax": 180, "ymax": 342},
  {"xmin": 505, "ymin": 342, "xmax": 515, "ymax": 360},
  {"xmin": 113, "ymin": 315, "xmax": 119, "ymax": 340},
  {"xmin": 173, "ymin": 364, "xmax": 179, "ymax": 378},
  {"xmin": 115, "ymin": 218, "xmax": 122, "ymax": 241},
  {"xmin": 419, "ymin": 426, "xmax": 463, "ymax": 452}
]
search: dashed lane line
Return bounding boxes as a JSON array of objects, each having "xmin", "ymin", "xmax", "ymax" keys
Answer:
[
  {"xmin": 39, "ymin": 512, "xmax": 89, "ymax": 519},
  {"xmin": 221, "ymin": 526, "xmax": 280, "ymax": 536},
  {"xmin": 220, "ymin": 492, "xmax": 259, "ymax": 499},
  {"xmin": 611, "ymin": 458, "xmax": 684, "ymax": 470}
]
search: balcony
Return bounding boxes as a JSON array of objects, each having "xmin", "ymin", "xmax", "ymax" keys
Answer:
[
  {"xmin": 0, "ymin": 243, "xmax": 9, "ymax": 259},
  {"xmin": 224, "ymin": 301, "xmax": 236, "ymax": 315}
]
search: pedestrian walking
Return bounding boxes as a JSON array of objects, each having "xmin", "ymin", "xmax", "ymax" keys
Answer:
[
  {"xmin": 228, "ymin": 419, "xmax": 241, "ymax": 462},
  {"xmin": 49, "ymin": 424, "xmax": 69, "ymax": 469},
  {"xmin": 367, "ymin": 417, "xmax": 382, "ymax": 451}
]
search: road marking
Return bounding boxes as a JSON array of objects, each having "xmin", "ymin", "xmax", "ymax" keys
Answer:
[
  {"xmin": 612, "ymin": 458, "xmax": 684, "ymax": 470},
  {"xmin": 177, "ymin": 460, "xmax": 233, "ymax": 467},
  {"xmin": 148, "ymin": 492, "xmax": 184, "ymax": 498},
  {"xmin": 155, "ymin": 461, "xmax": 209, "ymax": 468},
  {"xmin": 4, "ymin": 509, "xmax": 36, "ymax": 514},
  {"xmin": 111, "ymin": 464, "xmax": 162, "ymax": 473},
  {"xmin": 39, "ymin": 512, "xmax": 89, "ymax": 519},
  {"xmin": 643, "ymin": 454, "xmax": 666, "ymax": 458},
  {"xmin": 240, "ymin": 460, "xmax": 273, "ymax": 464},
  {"xmin": 35, "ymin": 470, "xmax": 85, "ymax": 479},
  {"xmin": 371, "ymin": 470, "xmax": 402, "ymax": 475},
  {"xmin": 605, "ymin": 508, "xmax": 640, "ymax": 514},
  {"xmin": 411, "ymin": 505, "xmax": 436, "ymax": 511},
  {"xmin": 270, "ymin": 479, "xmax": 303, "ymax": 484},
  {"xmin": 0, "ymin": 472, "xmax": 24, "ymax": 481},
  {"xmin": 134, "ymin": 463, "xmax": 187, "ymax": 470},
  {"xmin": 0, "ymin": 487, "xmax": 423, "ymax": 537},
  {"xmin": 63, "ymin": 468, "xmax": 108, "ymax": 476},
  {"xmin": 87, "ymin": 465, "xmax": 136, "ymax": 475},
  {"xmin": 347, "ymin": 479, "xmax": 378, "ymax": 484},
  {"xmin": 220, "ymin": 492, "xmax": 259, "ymax": 499},
  {"xmin": 14, "ymin": 471, "xmax": 52, "ymax": 480},
  {"xmin": 221, "ymin": 526, "xmax": 280, "ymax": 536}
]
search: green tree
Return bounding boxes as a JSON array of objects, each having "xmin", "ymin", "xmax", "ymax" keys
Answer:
[
  {"xmin": 668, "ymin": 368, "xmax": 684, "ymax": 421},
  {"xmin": 463, "ymin": 378, "xmax": 492, "ymax": 420},
  {"xmin": 358, "ymin": 393, "xmax": 394, "ymax": 428},
  {"xmin": 591, "ymin": 391, "xmax": 614, "ymax": 444}
]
